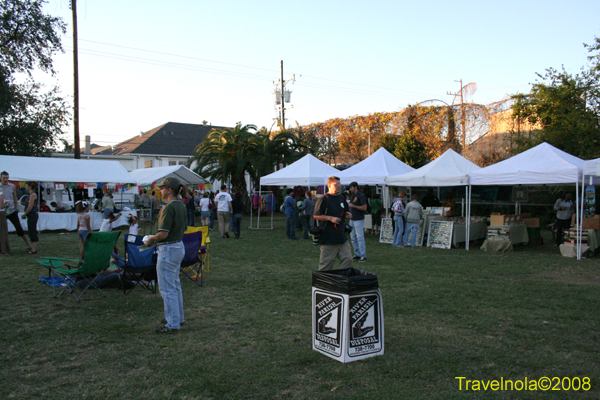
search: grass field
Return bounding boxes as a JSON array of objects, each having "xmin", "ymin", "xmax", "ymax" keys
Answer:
[{"xmin": 1, "ymin": 215, "xmax": 599, "ymax": 399}]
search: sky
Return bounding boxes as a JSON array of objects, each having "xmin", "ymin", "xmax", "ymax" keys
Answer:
[{"xmin": 33, "ymin": 0, "xmax": 600, "ymax": 149}]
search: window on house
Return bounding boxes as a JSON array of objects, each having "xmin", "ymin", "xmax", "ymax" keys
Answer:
[
  {"xmin": 145, "ymin": 160, "xmax": 153, "ymax": 168},
  {"xmin": 178, "ymin": 161, "xmax": 186, "ymax": 165},
  {"xmin": 169, "ymin": 161, "xmax": 177, "ymax": 166}
]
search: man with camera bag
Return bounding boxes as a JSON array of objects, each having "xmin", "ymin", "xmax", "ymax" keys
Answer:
[{"xmin": 313, "ymin": 176, "xmax": 353, "ymax": 271}]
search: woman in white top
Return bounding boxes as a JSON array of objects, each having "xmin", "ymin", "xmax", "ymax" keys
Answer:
[
  {"xmin": 199, "ymin": 192, "xmax": 211, "ymax": 226},
  {"xmin": 553, "ymin": 191, "xmax": 574, "ymax": 246}
]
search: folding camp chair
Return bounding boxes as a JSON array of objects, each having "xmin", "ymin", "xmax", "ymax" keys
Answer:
[
  {"xmin": 180, "ymin": 227, "xmax": 208, "ymax": 286},
  {"xmin": 185, "ymin": 226, "xmax": 210, "ymax": 271},
  {"xmin": 35, "ymin": 231, "xmax": 121, "ymax": 302},
  {"xmin": 114, "ymin": 234, "xmax": 158, "ymax": 295}
]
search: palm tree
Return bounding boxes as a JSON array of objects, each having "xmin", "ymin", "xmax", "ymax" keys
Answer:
[
  {"xmin": 190, "ymin": 122, "xmax": 306, "ymax": 211},
  {"xmin": 248, "ymin": 125, "xmax": 306, "ymax": 188},
  {"xmin": 190, "ymin": 123, "xmax": 257, "ymax": 204}
]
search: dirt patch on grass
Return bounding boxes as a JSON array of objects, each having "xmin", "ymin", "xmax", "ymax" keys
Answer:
[{"xmin": 534, "ymin": 270, "xmax": 600, "ymax": 286}]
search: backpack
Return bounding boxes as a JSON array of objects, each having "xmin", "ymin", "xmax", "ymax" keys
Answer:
[{"xmin": 392, "ymin": 198, "xmax": 404, "ymax": 215}]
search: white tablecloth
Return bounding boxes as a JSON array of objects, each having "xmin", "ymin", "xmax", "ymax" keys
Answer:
[{"xmin": 7, "ymin": 210, "xmax": 137, "ymax": 232}]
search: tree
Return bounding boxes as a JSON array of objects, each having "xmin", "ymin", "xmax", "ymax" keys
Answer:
[
  {"xmin": 190, "ymin": 123, "xmax": 305, "ymax": 210},
  {"xmin": 245, "ymin": 124, "xmax": 306, "ymax": 190},
  {"xmin": 191, "ymin": 123, "xmax": 257, "ymax": 203},
  {"xmin": 0, "ymin": 0, "xmax": 69, "ymax": 156},
  {"xmin": 509, "ymin": 36, "xmax": 600, "ymax": 159}
]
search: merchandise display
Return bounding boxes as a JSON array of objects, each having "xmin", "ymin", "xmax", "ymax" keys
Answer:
[{"xmin": 427, "ymin": 220, "xmax": 453, "ymax": 249}]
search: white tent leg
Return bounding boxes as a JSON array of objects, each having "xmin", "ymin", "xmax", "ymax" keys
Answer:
[
  {"xmin": 463, "ymin": 186, "xmax": 471, "ymax": 251},
  {"xmin": 576, "ymin": 180, "xmax": 580, "ymax": 260}
]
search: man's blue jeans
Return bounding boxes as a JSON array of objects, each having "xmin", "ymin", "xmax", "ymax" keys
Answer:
[
  {"xmin": 404, "ymin": 222, "xmax": 419, "ymax": 247},
  {"xmin": 286, "ymin": 214, "xmax": 296, "ymax": 239},
  {"xmin": 350, "ymin": 219, "xmax": 366, "ymax": 257},
  {"xmin": 157, "ymin": 242, "xmax": 185, "ymax": 329},
  {"xmin": 393, "ymin": 215, "xmax": 404, "ymax": 247},
  {"xmin": 187, "ymin": 209, "xmax": 195, "ymax": 226},
  {"xmin": 232, "ymin": 213, "xmax": 243, "ymax": 236}
]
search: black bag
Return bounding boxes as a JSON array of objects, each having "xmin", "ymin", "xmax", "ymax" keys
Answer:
[{"xmin": 312, "ymin": 267, "xmax": 379, "ymax": 294}]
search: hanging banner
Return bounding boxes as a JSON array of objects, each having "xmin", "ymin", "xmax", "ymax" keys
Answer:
[
  {"xmin": 66, "ymin": 182, "xmax": 77, "ymax": 190},
  {"xmin": 54, "ymin": 182, "xmax": 66, "ymax": 190},
  {"xmin": 76, "ymin": 182, "xmax": 85, "ymax": 189}
]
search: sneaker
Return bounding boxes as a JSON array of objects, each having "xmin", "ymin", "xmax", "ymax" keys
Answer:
[
  {"xmin": 359, "ymin": 257, "xmax": 367, "ymax": 262},
  {"xmin": 225, "ymin": 232, "xmax": 230, "ymax": 238},
  {"xmin": 154, "ymin": 326, "xmax": 179, "ymax": 334},
  {"xmin": 352, "ymin": 255, "xmax": 360, "ymax": 260},
  {"xmin": 161, "ymin": 319, "xmax": 185, "ymax": 326}
]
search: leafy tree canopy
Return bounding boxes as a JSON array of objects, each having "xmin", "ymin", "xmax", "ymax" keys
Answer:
[
  {"xmin": 0, "ymin": 0, "xmax": 69, "ymax": 156},
  {"xmin": 510, "ymin": 35, "xmax": 600, "ymax": 159}
]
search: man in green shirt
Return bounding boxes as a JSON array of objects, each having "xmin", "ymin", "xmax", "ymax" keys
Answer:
[{"xmin": 146, "ymin": 177, "xmax": 188, "ymax": 333}]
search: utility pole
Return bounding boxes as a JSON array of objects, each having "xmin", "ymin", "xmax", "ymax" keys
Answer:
[
  {"xmin": 447, "ymin": 79, "xmax": 466, "ymax": 150},
  {"xmin": 71, "ymin": 0, "xmax": 80, "ymax": 159},
  {"xmin": 280, "ymin": 61, "xmax": 285, "ymax": 130},
  {"xmin": 273, "ymin": 61, "xmax": 295, "ymax": 130}
]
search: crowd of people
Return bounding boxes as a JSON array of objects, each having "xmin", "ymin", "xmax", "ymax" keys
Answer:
[{"xmin": 0, "ymin": 167, "xmax": 579, "ymax": 335}]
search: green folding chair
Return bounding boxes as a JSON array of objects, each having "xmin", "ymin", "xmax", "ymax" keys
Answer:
[{"xmin": 35, "ymin": 231, "xmax": 121, "ymax": 302}]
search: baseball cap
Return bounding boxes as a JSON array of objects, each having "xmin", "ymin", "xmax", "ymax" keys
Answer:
[{"xmin": 158, "ymin": 177, "xmax": 181, "ymax": 190}]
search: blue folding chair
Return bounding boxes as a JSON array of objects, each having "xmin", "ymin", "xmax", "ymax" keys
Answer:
[
  {"xmin": 181, "ymin": 229, "xmax": 203, "ymax": 286},
  {"xmin": 114, "ymin": 234, "xmax": 157, "ymax": 294}
]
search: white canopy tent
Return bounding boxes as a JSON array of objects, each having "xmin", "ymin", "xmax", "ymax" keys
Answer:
[
  {"xmin": 469, "ymin": 142, "xmax": 585, "ymax": 186},
  {"xmin": 129, "ymin": 165, "xmax": 206, "ymax": 186},
  {"xmin": 337, "ymin": 147, "xmax": 414, "ymax": 216},
  {"xmin": 257, "ymin": 154, "xmax": 339, "ymax": 230},
  {"xmin": 470, "ymin": 142, "xmax": 591, "ymax": 259},
  {"xmin": 0, "ymin": 155, "xmax": 136, "ymax": 232},
  {"xmin": 386, "ymin": 148, "xmax": 480, "ymax": 187},
  {"xmin": 0, "ymin": 155, "xmax": 135, "ymax": 183},
  {"xmin": 337, "ymin": 147, "xmax": 414, "ymax": 185},
  {"xmin": 386, "ymin": 148, "xmax": 481, "ymax": 250},
  {"xmin": 259, "ymin": 154, "xmax": 340, "ymax": 187}
]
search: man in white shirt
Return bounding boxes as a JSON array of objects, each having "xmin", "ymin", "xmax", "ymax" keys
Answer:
[
  {"xmin": 553, "ymin": 192, "xmax": 574, "ymax": 246},
  {"xmin": 215, "ymin": 185, "xmax": 233, "ymax": 238}
]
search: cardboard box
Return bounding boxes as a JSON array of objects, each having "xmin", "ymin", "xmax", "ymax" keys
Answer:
[
  {"xmin": 522, "ymin": 218, "xmax": 540, "ymax": 228},
  {"xmin": 572, "ymin": 215, "xmax": 600, "ymax": 230},
  {"xmin": 490, "ymin": 214, "xmax": 522, "ymax": 226}
]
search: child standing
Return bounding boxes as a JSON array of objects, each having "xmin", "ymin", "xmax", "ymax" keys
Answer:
[
  {"xmin": 76, "ymin": 201, "xmax": 91, "ymax": 259},
  {"xmin": 128, "ymin": 214, "xmax": 139, "ymax": 235},
  {"xmin": 100, "ymin": 211, "xmax": 122, "ymax": 232}
]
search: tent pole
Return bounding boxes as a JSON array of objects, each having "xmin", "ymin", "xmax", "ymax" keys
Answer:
[
  {"xmin": 257, "ymin": 186, "xmax": 261, "ymax": 229},
  {"xmin": 576, "ymin": 180, "xmax": 580, "ymax": 260},
  {"xmin": 466, "ymin": 185, "xmax": 470, "ymax": 251}
]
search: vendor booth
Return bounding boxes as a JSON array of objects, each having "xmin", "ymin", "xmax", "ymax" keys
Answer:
[
  {"xmin": 257, "ymin": 154, "xmax": 340, "ymax": 229},
  {"xmin": 385, "ymin": 149, "xmax": 481, "ymax": 250},
  {"xmin": 338, "ymin": 147, "xmax": 414, "ymax": 224},
  {"xmin": 1, "ymin": 155, "xmax": 136, "ymax": 232},
  {"xmin": 470, "ymin": 142, "xmax": 596, "ymax": 258}
]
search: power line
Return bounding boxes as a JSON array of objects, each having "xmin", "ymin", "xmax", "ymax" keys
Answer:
[{"xmin": 62, "ymin": 38, "xmax": 442, "ymax": 100}]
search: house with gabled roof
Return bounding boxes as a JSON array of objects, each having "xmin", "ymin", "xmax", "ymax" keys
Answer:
[
  {"xmin": 53, "ymin": 121, "xmax": 229, "ymax": 172},
  {"xmin": 111, "ymin": 121, "xmax": 228, "ymax": 170}
]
